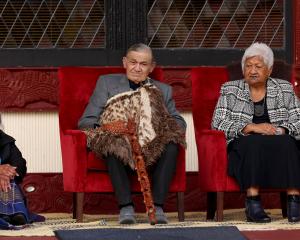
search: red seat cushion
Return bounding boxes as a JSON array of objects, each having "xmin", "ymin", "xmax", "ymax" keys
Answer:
[{"xmin": 87, "ymin": 152, "xmax": 108, "ymax": 171}]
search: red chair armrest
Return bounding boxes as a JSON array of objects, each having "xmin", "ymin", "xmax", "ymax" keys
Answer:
[
  {"xmin": 195, "ymin": 129, "xmax": 228, "ymax": 191},
  {"xmin": 64, "ymin": 129, "xmax": 87, "ymax": 142},
  {"xmin": 60, "ymin": 129, "xmax": 89, "ymax": 191}
]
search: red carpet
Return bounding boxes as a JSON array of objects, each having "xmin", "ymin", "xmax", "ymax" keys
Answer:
[{"xmin": 242, "ymin": 229, "xmax": 300, "ymax": 240}]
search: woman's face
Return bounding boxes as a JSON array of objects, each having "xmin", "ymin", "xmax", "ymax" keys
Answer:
[{"xmin": 243, "ymin": 56, "xmax": 272, "ymax": 87}]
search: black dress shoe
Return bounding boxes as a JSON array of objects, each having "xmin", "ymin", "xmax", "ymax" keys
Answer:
[
  {"xmin": 245, "ymin": 196, "xmax": 271, "ymax": 223},
  {"xmin": 10, "ymin": 213, "xmax": 27, "ymax": 226},
  {"xmin": 287, "ymin": 195, "xmax": 300, "ymax": 223}
]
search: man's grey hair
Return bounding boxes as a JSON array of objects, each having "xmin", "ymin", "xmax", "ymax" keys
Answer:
[
  {"xmin": 241, "ymin": 42, "xmax": 274, "ymax": 72},
  {"xmin": 126, "ymin": 43, "xmax": 154, "ymax": 62}
]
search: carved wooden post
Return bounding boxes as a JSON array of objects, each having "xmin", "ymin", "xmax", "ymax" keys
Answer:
[{"xmin": 105, "ymin": 0, "xmax": 148, "ymax": 50}]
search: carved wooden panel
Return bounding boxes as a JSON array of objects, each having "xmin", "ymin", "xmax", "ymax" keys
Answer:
[
  {"xmin": 0, "ymin": 68, "xmax": 58, "ymax": 110},
  {"xmin": 161, "ymin": 68, "xmax": 192, "ymax": 111},
  {"xmin": 21, "ymin": 173, "xmax": 281, "ymax": 214},
  {"xmin": 294, "ymin": 1, "xmax": 300, "ymax": 98},
  {"xmin": 293, "ymin": 65, "xmax": 300, "ymax": 97},
  {"xmin": 294, "ymin": 1, "xmax": 300, "ymax": 66},
  {"xmin": 0, "ymin": 67, "xmax": 191, "ymax": 111},
  {"xmin": 21, "ymin": 173, "xmax": 73, "ymax": 213}
]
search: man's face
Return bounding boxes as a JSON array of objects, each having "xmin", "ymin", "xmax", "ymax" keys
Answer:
[
  {"xmin": 243, "ymin": 56, "xmax": 272, "ymax": 87},
  {"xmin": 122, "ymin": 50, "xmax": 155, "ymax": 84}
]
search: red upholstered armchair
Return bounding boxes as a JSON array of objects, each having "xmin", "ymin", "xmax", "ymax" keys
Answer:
[
  {"xmin": 58, "ymin": 66, "xmax": 186, "ymax": 222},
  {"xmin": 191, "ymin": 66, "xmax": 287, "ymax": 221}
]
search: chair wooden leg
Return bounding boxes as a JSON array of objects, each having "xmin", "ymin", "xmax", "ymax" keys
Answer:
[
  {"xmin": 75, "ymin": 192, "xmax": 84, "ymax": 222},
  {"xmin": 177, "ymin": 192, "xmax": 185, "ymax": 222},
  {"xmin": 206, "ymin": 192, "xmax": 217, "ymax": 220},
  {"xmin": 72, "ymin": 193, "xmax": 77, "ymax": 219},
  {"xmin": 216, "ymin": 192, "xmax": 224, "ymax": 221},
  {"xmin": 280, "ymin": 191, "xmax": 287, "ymax": 218}
]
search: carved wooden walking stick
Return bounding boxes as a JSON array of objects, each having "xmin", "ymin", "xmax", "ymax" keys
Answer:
[{"xmin": 101, "ymin": 120, "xmax": 157, "ymax": 225}]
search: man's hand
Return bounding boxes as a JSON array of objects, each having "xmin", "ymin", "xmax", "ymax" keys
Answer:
[
  {"xmin": 242, "ymin": 123, "xmax": 277, "ymax": 135},
  {"xmin": 0, "ymin": 164, "xmax": 18, "ymax": 179}
]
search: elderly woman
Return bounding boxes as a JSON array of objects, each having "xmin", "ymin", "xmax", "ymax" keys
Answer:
[
  {"xmin": 212, "ymin": 42, "xmax": 300, "ymax": 223},
  {"xmin": 0, "ymin": 115, "xmax": 44, "ymax": 229}
]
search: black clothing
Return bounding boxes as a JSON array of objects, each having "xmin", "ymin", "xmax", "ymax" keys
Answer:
[
  {"xmin": 128, "ymin": 79, "xmax": 149, "ymax": 90},
  {"xmin": 228, "ymin": 134, "xmax": 300, "ymax": 190},
  {"xmin": 129, "ymin": 80, "xmax": 141, "ymax": 90},
  {"xmin": 0, "ymin": 130, "xmax": 27, "ymax": 183},
  {"xmin": 104, "ymin": 142, "xmax": 178, "ymax": 206},
  {"xmin": 228, "ymin": 97, "xmax": 300, "ymax": 190},
  {"xmin": 253, "ymin": 97, "xmax": 269, "ymax": 124}
]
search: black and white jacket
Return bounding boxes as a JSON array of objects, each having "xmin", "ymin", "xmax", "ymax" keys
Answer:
[{"xmin": 212, "ymin": 78, "xmax": 300, "ymax": 144}]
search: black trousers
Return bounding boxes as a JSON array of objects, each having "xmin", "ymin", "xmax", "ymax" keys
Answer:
[{"xmin": 104, "ymin": 142, "xmax": 179, "ymax": 206}]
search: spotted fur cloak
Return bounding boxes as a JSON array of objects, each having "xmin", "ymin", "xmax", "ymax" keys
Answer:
[{"xmin": 84, "ymin": 83, "xmax": 186, "ymax": 169}]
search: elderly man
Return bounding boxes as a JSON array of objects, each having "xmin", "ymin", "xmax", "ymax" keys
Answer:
[{"xmin": 78, "ymin": 43, "xmax": 186, "ymax": 224}]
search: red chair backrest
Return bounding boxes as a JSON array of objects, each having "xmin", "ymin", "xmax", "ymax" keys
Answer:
[
  {"xmin": 58, "ymin": 66, "xmax": 163, "ymax": 131},
  {"xmin": 191, "ymin": 67, "xmax": 229, "ymax": 131}
]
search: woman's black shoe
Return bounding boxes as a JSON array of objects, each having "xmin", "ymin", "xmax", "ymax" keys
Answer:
[
  {"xmin": 10, "ymin": 213, "xmax": 27, "ymax": 226},
  {"xmin": 287, "ymin": 195, "xmax": 300, "ymax": 223},
  {"xmin": 245, "ymin": 196, "xmax": 271, "ymax": 223}
]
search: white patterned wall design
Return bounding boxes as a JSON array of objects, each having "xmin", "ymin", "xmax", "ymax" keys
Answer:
[{"xmin": 1, "ymin": 112, "xmax": 198, "ymax": 172}]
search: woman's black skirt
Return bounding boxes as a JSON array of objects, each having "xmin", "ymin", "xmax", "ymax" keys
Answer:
[{"xmin": 228, "ymin": 134, "xmax": 300, "ymax": 190}]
